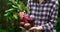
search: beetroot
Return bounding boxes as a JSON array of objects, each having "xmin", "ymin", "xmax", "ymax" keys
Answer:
[
  {"xmin": 20, "ymin": 16, "xmax": 34, "ymax": 30},
  {"xmin": 24, "ymin": 23, "xmax": 31, "ymax": 30},
  {"xmin": 20, "ymin": 22, "xmax": 25, "ymax": 27}
]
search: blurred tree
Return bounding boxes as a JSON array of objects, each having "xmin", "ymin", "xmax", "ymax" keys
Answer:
[
  {"xmin": 0, "ymin": 0, "xmax": 9, "ymax": 29},
  {"xmin": 4, "ymin": 0, "xmax": 28, "ymax": 32},
  {"xmin": 58, "ymin": 0, "xmax": 60, "ymax": 17}
]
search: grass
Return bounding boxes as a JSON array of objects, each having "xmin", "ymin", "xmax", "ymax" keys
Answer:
[
  {"xmin": 0, "ymin": 29, "xmax": 26, "ymax": 32},
  {"xmin": 0, "ymin": 29, "xmax": 8, "ymax": 32},
  {"xmin": 56, "ymin": 17, "xmax": 60, "ymax": 32}
]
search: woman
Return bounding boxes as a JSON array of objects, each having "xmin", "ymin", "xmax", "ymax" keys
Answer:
[{"xmin": 19, "ymin": 0, "xmax": 58, "ymax": 32}]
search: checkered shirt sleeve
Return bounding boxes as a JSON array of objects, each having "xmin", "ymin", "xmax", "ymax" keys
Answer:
[
  {"xmin": 27, "ymin": 0, "xmax": 35, "ymax": 18},
  {"xmin": 43, "ymin": 0, "xmax": 58, "ymax": 30},
  {"xmin": 48, "ymin": 0, "xmax": 58, "ymax": 30}
]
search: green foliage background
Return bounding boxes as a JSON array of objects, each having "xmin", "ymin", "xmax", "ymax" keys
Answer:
[{"xmin": 0, "ymin": 0, "xmax": 60, "ymax": 32}]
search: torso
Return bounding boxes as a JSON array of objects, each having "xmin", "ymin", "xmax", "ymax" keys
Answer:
[{"xmin": 28, "ymin": 0, "xmax": 54, "ymax": 26}]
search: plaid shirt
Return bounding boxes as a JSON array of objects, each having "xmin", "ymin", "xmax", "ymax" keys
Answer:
[{"xmin": 27, "ymin": 0, "xmax": 58, "ymax": 32}]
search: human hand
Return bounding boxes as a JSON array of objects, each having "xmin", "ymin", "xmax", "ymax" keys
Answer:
[
  {"xmin": 29, "ymin": 27, "xmax": 37, "ymax": 30},
  {"xmin": 36, "ymin": 26, "xmax": 43, "ymax": 30},
  {"xmin": 18, "ymin": 11, "xmax": 25, "ymax": 19},
  {"xmin": 19, "ymin": 26, "xmax": 26, "ymax": 30}
]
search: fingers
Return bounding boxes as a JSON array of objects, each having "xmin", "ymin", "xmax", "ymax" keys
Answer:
[
  {"xmin": 28, "ymin": 26, "xmax": 43, "ymax": 31},
  {"xmin": 18, "ymin": 12, "xmax": 25, "ymax": 19},
  {"xmin": 19, "ymin": 27, "xmax": 26, "ymax": 30},
  {"xmin": 29, "ymin": 27, "xmax": 36, "ymax": 30},
  {"xmin": 36, "ymin": 26, "xmax": 43, "ymax": 30}
]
